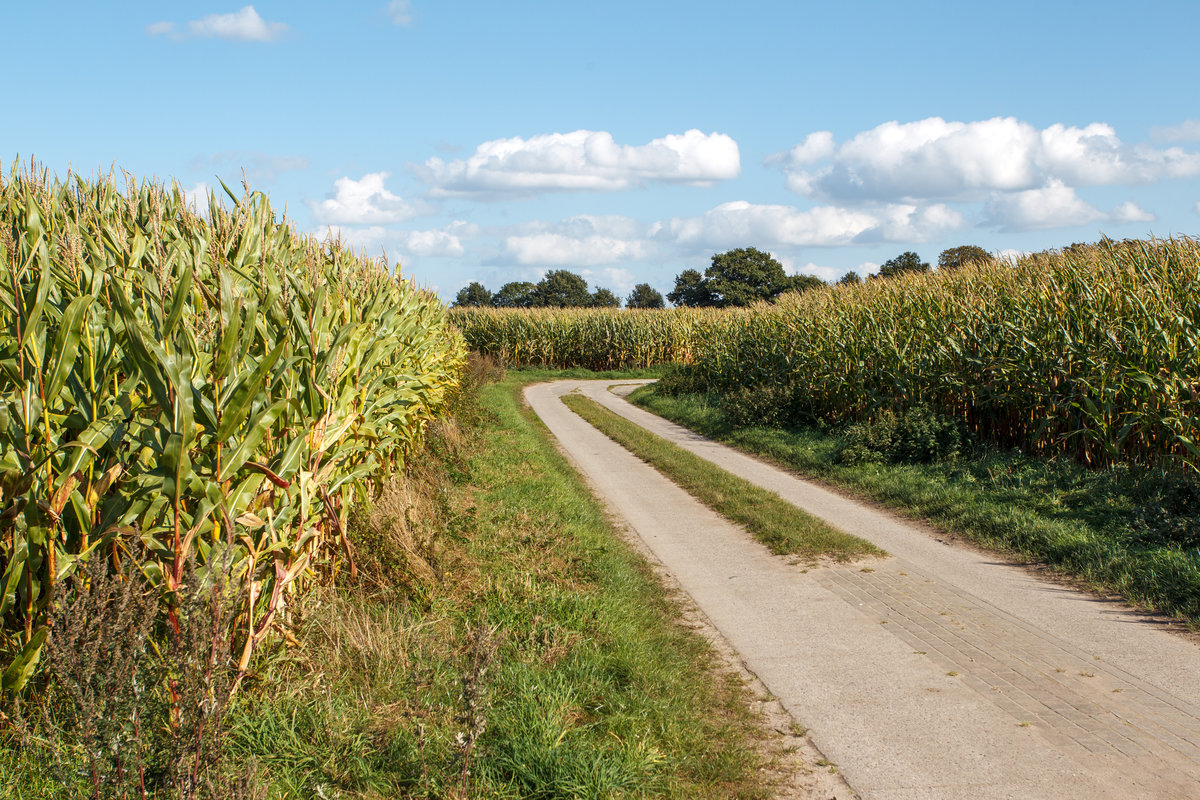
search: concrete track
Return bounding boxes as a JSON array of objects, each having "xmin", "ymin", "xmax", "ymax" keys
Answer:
[{"xmin": 525, "ymin": 379, "xmax": 1200, "ymax": 800}]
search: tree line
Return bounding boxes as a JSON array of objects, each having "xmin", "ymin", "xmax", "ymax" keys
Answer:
[
  {"xmin": 454, "ymin": 245, "xmax": 995, "ymax": 309},
  {"xmin": 454, "ymin": 270, "xmax": 666, "ymax": 309}
]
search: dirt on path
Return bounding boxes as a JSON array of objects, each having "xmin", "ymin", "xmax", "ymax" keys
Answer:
[{"xmin": 525, "ymin": 379, "xmax": 1200, "ymax": 800}]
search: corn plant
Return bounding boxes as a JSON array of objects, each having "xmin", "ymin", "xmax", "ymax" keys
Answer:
[
  {"xmin": 0, "ymin": 162, "xmax": 464, "ymax": 694},
  {"xmin": 682, "ymin": 237, "xmax": 1200, "ymax": 470},
  {"xmin": 450, "ymin": 306, "xmax": 712, "ymax": 369}
]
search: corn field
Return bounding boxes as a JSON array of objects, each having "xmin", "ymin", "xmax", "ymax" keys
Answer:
[
  {"xmin": 451, "ymin": 305, "xmax": 711, "ymax": 369},
  {"xmin": 457, "ymin": 238, "xmax": 1200, "ymax": 471},
  {"xmin": 0, "ymin": 163, "xmax": 464, "ymax": 693},
  {"xmin": 683, "ymin": 237, "xmax": 1200, "ymax": 469}
]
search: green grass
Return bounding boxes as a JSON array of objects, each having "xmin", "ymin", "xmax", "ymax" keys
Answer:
[
  {"xmin": 561, "ymin": 392, "xmax": 880, "ymax": 562},
  {"xmin": 3, "ymin": 365, "xmax": 781, "ymax": 799},
  {"xmin": 630, "ymin": 385, "xmax": 1200, "ymax": 626}
]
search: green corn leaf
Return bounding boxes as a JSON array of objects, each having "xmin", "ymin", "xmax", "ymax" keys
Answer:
[
  {"xmin": 216, "ymin": 341, "xmax": 284, "ymax": 442},
  {"xmin": 218, "ymin": 399, "xmax": 286, "ymax": 483},
  {"xmin": 44, "ymin": 294, "xmax": 92, "ymax": 406},
  {"xmin": 1, "ymin": 626, "xmax": 48, "ymax": 692}
]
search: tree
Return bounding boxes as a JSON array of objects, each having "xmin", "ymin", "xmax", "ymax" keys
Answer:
[
  {"xmin": 626, "ymin": 283, "xmax": 665, "ymax": 309},
  {"xmin": 837, "ymin": 270, "xmax": 862, "ymax": 286},
  {"xmin": 666, "ymin": 269, "xmax": 714, "ymax": 307},
  {"xmin": 492, "ymin": 281, "xmax": 537, "ymax": 308},
  {"xmin": 876, "ymin": 251, "xmax": 930, "ymax": 279},
  {"xmin": 453, "ymin": 281, "xmax": 493, "ymax": 307},
  {"xmin": 591, "ymin": 287, "xmax": 621, "ymax": 308},
  {"xmin": 704, "ymin": 247, "xmax": 793, "ymax": 306},
  {"xmin": 532, "ymin": 269, "xmax": 592, "ymax": 307},
  {"xmin": 937, "ymin": 245, "xmax": 994, "ymax": 271},
  {"xmin": 784, "ymin": 274, "xmax": 825, "ymax": 294}
]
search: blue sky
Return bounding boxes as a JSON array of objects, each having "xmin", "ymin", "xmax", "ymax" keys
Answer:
[{"xmin": 6, "ymin": 1, "xmax": 1200, "ymax": 301}]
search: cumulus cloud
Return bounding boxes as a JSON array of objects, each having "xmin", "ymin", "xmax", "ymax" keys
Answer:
[
  {"xmin": 417, "ymin": 129, "xmax": 740, "ymax": 197},
  {"xmin": 386, "ymin": 0, "xmax": 413, "ymax": 25},
  {"xmin": 402, "ymin": 222, "xmax": 475, "ymax": 257},
  {"xmin": 310, "ymin": 172, "xmax": 422, "ymax": 225},
  {"xmin": 982, "ymin": 181, "xmax": 1154, "ymax": 232},
  {"xmin": 779, "ymin": 117, "xmax": 1200, "ymax": 203},
  {"xmin": 501, "ymin": 215, "xmax": 654, "ymax": 266},
  {"xmin": 983, "ymin": 181, "xmax": 1103, "ymax": 232},
  {"xmin": 1109, "ymin": 201, "xmax": 1155, "ymax": 224},
  {"xmin": 148, "ymin": 6, "xmax": 290, "ymax": 42},
  {"xmin": 653, "ymin": 200, "xmax": 963, "ymax": 249}
]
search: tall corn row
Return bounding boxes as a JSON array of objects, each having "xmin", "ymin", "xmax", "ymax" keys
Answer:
[
  {"xmin": 685, "ymin": 237, "xmax": 1200, "ymax": 469},
  {"xmin": 0, "ymin": 164, "xmax": 464, "ymax": 692},
  {"xmin": 451, "ymin": 306, "xmax": 709, "ymax": 369}
]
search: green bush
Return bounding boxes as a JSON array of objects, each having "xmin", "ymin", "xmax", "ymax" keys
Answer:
[{"xmin": 839, "ymin": 406, "xmax": 968, "ymax": 465}]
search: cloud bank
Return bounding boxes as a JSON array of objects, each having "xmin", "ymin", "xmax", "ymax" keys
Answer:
[
  {"xmin": 779, "ymin": 117, "xmax": 1200, "ymax": 204},
  {"xmin": 417, "ymin": 129, "xmax": 740, "ymax": 196}
]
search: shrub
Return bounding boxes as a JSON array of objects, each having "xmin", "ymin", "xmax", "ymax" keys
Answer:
[{"xmin": 839, "ymin": 406, "xmax": 969, "ymax": 465}]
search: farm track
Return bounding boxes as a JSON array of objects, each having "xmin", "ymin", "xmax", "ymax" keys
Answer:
[{"xmin": 526, "ymin": 379, "xmax": 1200, "ymax": 800}]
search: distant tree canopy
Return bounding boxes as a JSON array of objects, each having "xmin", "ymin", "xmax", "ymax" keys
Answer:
[
  {"xmin": 453, "ymin": 281, "xmax": 493, "ymax": 307},
  {"xmin": 876, "ymin": 251, "xmax": 930, "ymax": 279},
  {"xmin": 668, "ymin": 247, "xmax": 825, "ymax": 307},
  {"xmin": 626, "ymin": 283, "xmax": 665, "ymax": 309},
  {"xmin": 457, "ymin": 270, "xmax": 623, "ymax": 309},
  {"xmin": 666, "ymin": 269, "xmax": 714, "ymax": 308},
  {"xmin": 837, "ymin": 270, "xmax": 862, "ymax": 286},
  {"xmin": 493, "ymin": 281, "xmax": 538, "ymax": 308},
  {"xmin": 590, "ymin": 287, "xmax": 621, "ymax": 308},
  {"xmin": 531, "ymin": 269, "xmax": 592, "ymax": 307},
  {"xmin": 937, "ymin": 245, "xmax": 994, "ymax": 271}
]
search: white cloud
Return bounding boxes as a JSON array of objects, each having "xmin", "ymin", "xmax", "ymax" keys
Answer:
[
  {"xmin": 150, "ymin": 6, "xmax": 289, "ymax": 42},
  {"xmin": 403, "ymin": 222, "xmax": 474, "ymax": 257},
  {"xmin": 780, "ymin": 116, "xmax": 1200, "ymax": 203},
  {"xmin": 580, "ymin": 267, "xmax": 637, "ymax": 295},
  {"xmin": 982, "ymin": 180, "xmax": 1154, "ymax": 232},
  {"xmin": 1109, "ymin": 201, "xmax": 1155, "ymax": 224},
  {"xmin": 417, "ymin": 129, "xmax": 740, "ymax": 196},
  {"xmin": 781, "ymin": 259, "xmax": 839, "ymax": 283},
  {"xmin": 502, "ymin": 215, "xmax": 653, "ymax": 266},
  {"xmin": 654, "ymin": 200, "xmax": 962, "ymax": 249},
  {"xmin": 1151, "ymin": 120, "xmax": 1200, "ymax": 142},
  {"xmin": 312, "ymin": 220, "xmax": 475, "ymax": 260},
  {"xmin": 983, "ymin": 181, "xmax": 1103, "ymax": 232},
  {"xmin": 310, "ymin": 173, "xmax": 421, "ymax": 225},
  {"xmin": 190, "ymin": 6, "xmax": 288, "ymax": 41},
  {"xmin": 386, "ymin": 0, "xmax": 412, "ymax": 25}
]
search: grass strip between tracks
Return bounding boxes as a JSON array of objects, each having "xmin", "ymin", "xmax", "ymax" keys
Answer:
[
  {"xmin": 561, "ymin": 391, "xmax": 882, "ymax": 562},
  {"xmin": 630, "ymin": 385, "xmax": 1200, "ymax": 626}
]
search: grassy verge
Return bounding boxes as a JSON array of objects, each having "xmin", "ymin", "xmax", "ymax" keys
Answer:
[
  {"xmin": 630, "ymin": 385, "xmax": 1200, "ymax": 625},
  {"xmin": 3, "ymin": 364, "xmax": 783, "ymax": 798},
  {"xmin": 561, "ymin": 392, "xmax": 880, "ymax": 562}
]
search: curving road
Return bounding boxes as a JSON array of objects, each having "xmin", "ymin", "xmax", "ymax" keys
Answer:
[{"xmin": 526, "ymin": 379, "xmax": 1200, "ymax": 800}]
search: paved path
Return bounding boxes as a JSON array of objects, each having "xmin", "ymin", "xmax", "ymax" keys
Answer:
[{"xmin": 525, "ymin": 380, "xmax": 1200, "ymax": 800}]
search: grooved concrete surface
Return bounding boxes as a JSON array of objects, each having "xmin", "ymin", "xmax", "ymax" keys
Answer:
[{"xmin": 525, "ymin": 380, "xmax": 1200, "ymax": 800}]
